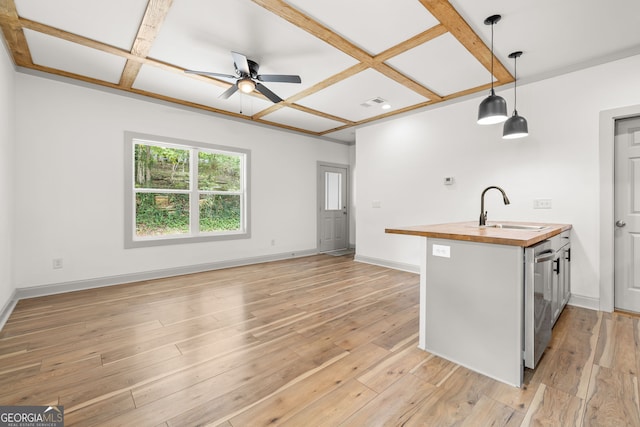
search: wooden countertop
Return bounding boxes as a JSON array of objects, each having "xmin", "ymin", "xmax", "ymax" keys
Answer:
[{"xmin": 385, "ymin": 221, "xmax": 572, "ymax": 247}]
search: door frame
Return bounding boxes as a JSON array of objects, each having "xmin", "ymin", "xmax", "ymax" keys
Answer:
[
  {"xmin": 317, "ymin": 161, "xmax": 350, "ymax": 253},
  {"xmin": 599, "ymin": 103, "xmax": 640, "ymax": 312}
]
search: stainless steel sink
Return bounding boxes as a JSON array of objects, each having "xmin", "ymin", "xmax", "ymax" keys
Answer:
[{"xmin": 482, "ymin": 224, "xmax": 548, "ymax": 230}]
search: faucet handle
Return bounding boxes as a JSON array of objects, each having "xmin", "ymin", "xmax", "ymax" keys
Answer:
[{"xmin": 479, "ymin": 211, "xmax": 488, "ymax": 226}]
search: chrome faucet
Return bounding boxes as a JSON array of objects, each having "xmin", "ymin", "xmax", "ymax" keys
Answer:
[{"xmin": 480, "ymin": 186, "xmax": 511, "ymax": 226}]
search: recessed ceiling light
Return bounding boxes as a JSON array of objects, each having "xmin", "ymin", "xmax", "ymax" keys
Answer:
[{"xmin": 381, "ymin": 104, "xmax": 391, "ymax": 110}]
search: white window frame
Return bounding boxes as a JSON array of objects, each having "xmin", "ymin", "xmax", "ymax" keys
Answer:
[{"xmin": 124, "ymin": 131, "xmax": 251, "ymax": 248}]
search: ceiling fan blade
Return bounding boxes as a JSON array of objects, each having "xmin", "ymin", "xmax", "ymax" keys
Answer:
[
  {"xmin": 231, "ymin": 51, "xmax": 250, "ymax": 75},
  {"xmin": 218, "ymin": 84, "xmax": 238, "ymax": 100},
  {"xmin": 184, "ymin": 70, "xmax": 236, "ymax": 80},
  {"xmin": 257, "ymin": 74, "xmax": 302, "ymax": 84},
  {"xmin": 255, "ymin": 82, "xmax": 283, "ymax": 103}
]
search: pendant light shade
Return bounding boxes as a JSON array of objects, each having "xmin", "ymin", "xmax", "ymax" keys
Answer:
[
  {"xmin": 478, "ymin": 15, "xmax": 508, "ymax": 125},
  {"xmin": 503, "ymin": 51, "xmax": 529, "ymax": 139},
  {"xmin": 478, "ymin": 89, "xmax": 508, "ymax": 124},
  {"xmin": 503, "ymin": 112, "xmax": 528, "ymax": 139}
]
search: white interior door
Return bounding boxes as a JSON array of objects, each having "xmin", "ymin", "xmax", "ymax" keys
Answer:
[
  {"xmin": 614, "ymin": 116, "xmax": 640, "ymax": 312},
  {"xmin": 318, "ymin": 164, "xmax": 348, "ymax": 252}
]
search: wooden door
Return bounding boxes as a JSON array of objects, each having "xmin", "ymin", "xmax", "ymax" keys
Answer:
[
  {"xmin": 614, "ymin": 116, "xmax": 640, "ymax": 312},
  {"xmin": 318, "ymin": 164, "xmax": 348, "ymax": 252}
]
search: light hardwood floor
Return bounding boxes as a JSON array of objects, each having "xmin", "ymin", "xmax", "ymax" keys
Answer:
[{"xmin": 1, "ymin": 254, "xmax": 639, "ymax": 426}]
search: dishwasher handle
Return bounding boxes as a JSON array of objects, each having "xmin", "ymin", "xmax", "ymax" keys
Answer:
[{"xmin": 534, "ymin": 250, "xmax": 556, "ymax": 263}]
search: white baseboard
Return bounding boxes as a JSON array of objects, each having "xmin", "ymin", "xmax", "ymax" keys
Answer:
[
  {"xmin": 0, "ymin": 289, "xmax": 17, "ymax": 332},
  {"xmin": 0, "ymin": 249, "xmax": 317, "ymax": 328},
  {"xmin": 1, "ymin": 250, "xmax": 604, "ymax": 333},
  {"xmin": 568, "ymin": 294, "xmax": 601, "ymax": 311},
  {"xmin": 354, "ymin": 254, "xmax": 420, "ymax": 274}
]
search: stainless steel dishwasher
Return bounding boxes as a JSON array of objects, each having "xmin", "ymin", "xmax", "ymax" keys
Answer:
[{"xmin": 523, "ymin": 238, "xmax": 555, "ymax": 369}]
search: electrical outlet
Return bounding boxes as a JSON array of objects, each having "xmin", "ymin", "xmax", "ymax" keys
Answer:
[
  {"xmin": 533, "ymin": 199, "xmax": 552, "ymax": 209},
  {"xmin": 52, "ymin": 258, "xmax": 63, "ymax": 269},
  {"xmin": 432, "ymin": 244, "xmax": 451, "ymax": 258}
]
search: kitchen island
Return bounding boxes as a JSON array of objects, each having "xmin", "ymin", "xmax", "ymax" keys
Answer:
[{"xmin": 385, "ymin": 221, "xmax": 572, "ymax": 387}]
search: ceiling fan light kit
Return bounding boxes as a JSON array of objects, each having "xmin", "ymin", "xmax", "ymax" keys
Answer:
[
  {"xmin": 237, "ymin": 77, "xmax": 256, "ymax": 94},
  {"xmin": 185, "ymin": 51, "xmax": 301, "ymax": 103},
  {"xmin": 503, "ymin": 51, "xmax": 529, "ymax": 139},
  {"xmin": 477, "ymin": 14, "xmax": 508, "ymax": 125}
]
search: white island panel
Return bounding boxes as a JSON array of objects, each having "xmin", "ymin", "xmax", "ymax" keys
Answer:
[{"xmin": 424, "ymin": 238, "xmax": 524, "ymax": 386}]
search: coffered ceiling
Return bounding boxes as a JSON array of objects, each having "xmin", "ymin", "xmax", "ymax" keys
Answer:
[{"xmin": 1, "ymin": 0, "xmax": 639, "ymax": 143}]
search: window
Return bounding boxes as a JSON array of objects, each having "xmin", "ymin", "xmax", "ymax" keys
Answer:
[
  {"xmin": 124, "ymin": 132, "xmax": 250, "ymax": 248},
  {"xmin": 324, "ymin": 171, "xmax": 342, "ymax": 210}
]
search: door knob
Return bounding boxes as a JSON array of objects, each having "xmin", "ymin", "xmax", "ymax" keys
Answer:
[{"xmin": 616, "ymin": 220, "xmax": 627, "ymax": 227}]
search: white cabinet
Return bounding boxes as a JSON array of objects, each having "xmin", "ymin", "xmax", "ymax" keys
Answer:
[
  {"xmin": 561, "ymin": 245, "xmax": 571, "ymax": 307},
  {"xmin": 551, "ymin": 231, "xmax": 571, "ymax": 326}
]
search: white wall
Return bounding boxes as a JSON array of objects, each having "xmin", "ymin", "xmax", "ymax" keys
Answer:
[
  {"xmin": 13, "ymin": 73, "xmax": 350, "ymax": 289},
  {"xmin": 355, "ymin": 54, "xmax": 640, "ymax": 303},
  {"xmin": 348, "ymin": 144, "xmax": 357, "ymax": 246},
  {"xmin": 0, "ymin": 42, "xmax": 15, "ymax": 312}
]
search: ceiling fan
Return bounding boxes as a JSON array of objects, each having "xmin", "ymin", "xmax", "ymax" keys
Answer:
[{"xmin": 185, "ymin": 51, "xmax": 301, "ymax": 103}]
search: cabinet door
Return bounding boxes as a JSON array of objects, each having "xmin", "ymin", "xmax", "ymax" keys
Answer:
[
  {"xmin": 552, "ymin": 246, "xmax": 571, "ymax": 327},
  {"xmin": 562, "ymin": 247, "xmax": 571, "ymax": 306},
  {"xmin": 551, "ymin": 254, "xmax": 562, "ymax": 326}
]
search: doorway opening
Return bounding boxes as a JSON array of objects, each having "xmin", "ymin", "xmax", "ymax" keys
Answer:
[
  {"xmin": 613, "ymin": 116, "xmax": 640, "ymax": 312},
  {"xmin": 599, "ymin": 105, "xmax": 640, "ymax": 312}
]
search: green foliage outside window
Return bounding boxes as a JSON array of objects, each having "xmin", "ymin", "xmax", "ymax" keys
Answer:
[
  {"xmin": 198, "ymin": 152, "xmax": 241, "ymax": 191},
  {"xmin": 136, "ymin": 193, "xmax": 190, "ymax": 236},
  {"xmin": 134, "ymin": 143, "xmax": 243, "ymax": 237},
  {"xmin": 135, "ymin": 144, "xmax": 190, "ymax": 189},
  {"xmin": 199, "ymin": 194, "xmax": 241, "ymax": 232}
]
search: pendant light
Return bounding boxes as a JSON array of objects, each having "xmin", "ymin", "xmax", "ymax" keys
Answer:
[
  {"xmin": 477, "ymin": 14, "xmax": 508, "ymax": 125},
  {"xmin": 503, "ymin": 51, "xmax": 529, "ymax": 139}
]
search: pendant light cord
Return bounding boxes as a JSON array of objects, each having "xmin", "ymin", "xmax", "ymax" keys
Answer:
[
  {"xmin": 490, "ymin": 22, "xmax": 494, "ymax": 91},
  {"xmin": 513, "ymin": 56, "xmax": 517, "ymax": 112}
]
